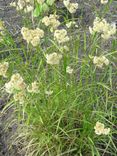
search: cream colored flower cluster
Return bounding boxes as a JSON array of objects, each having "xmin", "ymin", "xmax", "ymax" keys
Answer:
[
  {"xmin": 5, "ymin": 73, "xmax": 26, "ymax": 103},
  {"xmin": 89, "ymin": 17, "xmax": 116, "ymax": 39},
  {"xmin": 63, "ymin": 0, "xmax": 78, "ymax": 14},
  {"xmin": 101, "ymin": 0, "xmax": 108, "ymax": 4},
  {"xmin": 0, "ymin": 62, "xmax": 9, "ymax": 78},
  {"xmin": 27, "ymin": 81, "xmax": 39, "ymax": 93},
  {"xmin": 54, "ymin": 29, "xmax": 69, "ymax": 44},
  {"xmin": 66, "ymin": 66, "xmax": 73, "ymax": 74},
  {"xmin": 45, "ymin": 90, "xmax": 53, "ymax": 96},
  {"xmin": 93, "ymin": 56, "xmax": 109, "ymax": 68},
  {"xmin": 66, "ymin": 21, "xmax": 78, "ymax": 28},
  {"xmin": 10, "ymin": 0, "xmax": 34, "ymax": 13},
  {"xmin": 4, "ymin": 72, "xmax": 40, "ymax": 103},
  {"xmin": 42, "ymin": 14, "xmax": 60, "ymax": 32},
  {"xmin": 94, "ymin": 121, "xmax": 110, "ymax": 135},
  {"xmin": 46, "ymin": 52, "xmax": 62, "ymax": 65},
  {"xmin": 5, "ymin": 73, "xmax": 26, "ymax": 94},
  {"xmin": 21, "ymin": 27, "xmax": 44, "ymax": 46}
]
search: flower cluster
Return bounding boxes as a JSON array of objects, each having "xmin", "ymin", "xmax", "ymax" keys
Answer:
[
  {"xmin": 60, "ymin": 45, "xmax": 69, "ymax": 52},
  {"xmin": 42, "ymin": 14, "xmax": 60, "ymax": 32},
  {"xmin": 5, "ymin": 73, "xmax": 26, "ymax": 94},
  {"xmin": 66, "ymin": 66, "xmax": 73, "ymax": 74},
  {"xmin": 101, "ymin": 0, "xmax": 108, "ymax": 4},
  {"xmin": 10, "ymin": 0, "xmax": 34, "ymax": 13},
  {"xmin": 27, "ymin": 81, "xmax": 39, "ymax": 93},
  {"xmin": 54, "ymin": 29, "xmax": 69, "ymax": 44},
  {"xmin": 89, "ymin": 17, "xmax": 116, "ymax": 39},
  {"xmin": 94, "ymin": 122, "xmax": 110, "ymax": 135},
  {"xmin": 66, "ymin": 21, "xmax": 78, "ymax": 28},
  {"xmin": 45, "ymin": 90, "xmax": 53, "ymax": 96},
  {"xmin": 46, "ymin": 52, "xmax": 62, "ymax": 65},
  {"xmin": 63, "ymin": 0, "xmax": 78, "ymax": 14},
  {"xmin": 21, "ymin": 27, "xmax": 44, "ymax": 46},
  {"xmin": 0, "ymin": 62, "xmax": 9, "ymax": 78},
  {"xmin": 93, "ymin": 56, "xmax": 109, "ymax": 68},
  {"xmin": 5, "ymin": 73, "xmax": 26, "ymax": 103}
]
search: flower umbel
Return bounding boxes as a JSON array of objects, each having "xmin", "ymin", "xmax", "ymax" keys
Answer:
[
  {"xmin": 5, "ymin": 73, "xmax": 26, "ymax": 94},
  {"xmin": 66, "ymin": 66, "xmax": 73, "ymax": 74},
  {"xmin": 45, "ymin": 90, "xmax": 53, "ymax": 96},
  {"xmin": 89, "ymin": 17, "xmax": 116, "ymax": 39},
  {"xmin": 63, "ymin": 0, "xmax": 78, "ymax": 14},
  {"xmin": 21, "ymin": 27, "xmax": 44, "ymax": 46},
  {"xmin": 94, "ymin": 121, "xmax": 110, "ymax": 135},
  {"xmin": 10, "ymin": 0, "xmax": 34, "ymax": 13},
  {"xmin": 46, "ymin": 53, "xmax": 62, "ymax": 65},
  {"xmin": 93, "ymin": 56, "xmax": 109, "ymax": 68},
  {"xmin": 54, "ymin": 29, "xmax": 69, "ymax": 44},
  {"xmin": 27, "ymin": 81, "xmax": 39, "ymax": 93},
  {"xmin": 42, "ymin": 14, "xmax": 60, "ymax": 32},
  {"xmin": 101, "ymin": 0, "xmax": 108, "ymax": 4}
]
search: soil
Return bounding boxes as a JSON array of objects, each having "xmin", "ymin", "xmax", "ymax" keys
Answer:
[{"xmin": 0, "ymin": 0, "xmax": 117, "ymax": 156}]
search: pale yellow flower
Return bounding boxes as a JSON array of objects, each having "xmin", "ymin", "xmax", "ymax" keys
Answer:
[
  {"xmin": 103, "ymin": 128, "xmax": 110, "ymax": 135},
  {"xmin": 101, "ymin": 0, "xmax": 108, "ymax": 4},
  {"xmin": 66, "ymin": 66, "xmax": 73, "ymax": 74},
  {"xmin": 45, "ymin": 90, "xmax": 53, "ymax": 96},
  {"xmin": 93, "ymin": 56, "xmax": 109, "ymax": 68},
  {"xmin": 46, "ymin": 53, "xmax": 62, "ymax": 65},
  {"xmin": 94, "ymin": 122, "xmax": 105, "ymax": 135},
  {"xmin": 17, "ymin": 0, "xmax": 25, "ymax": 10},
  {"xmin": 5, "ymin": 73, "xmax": 26, "ymax": 94},
  {"xmin": 5, "ymin": 81, "xmax": 14, "ymax": 94},
  {"xmin": 21, "ymin": 27, "xmax": 44, "ymax": 46},
  {"xmin": 63, "ymin": 0, "xmax": 78, "ymax": 14},
  {"xmin": 89, "ymin": 17, "xmax": 116, "ymax": 39},
  {"xmin": 94, "ymin": 121, "xmax": 110, "ymax": 135},
  {"xmin": 11, "ymin": 73, "xmax": 26, "ymax": 91},
  {"xmin": 30, "ymin": 37, "xmax": 40, "ymax": 47},
  {"xmin": 24, "ymin": 5, "xmax": 33, "ymax": 13},
  {"xmin": 42, "ymin": 14, "xmax": 60, "ymax": 32},
  {"xmin": 10, "ymin": 2, "xmax": 17, "ymax": 7},
  {"xmin": 63, "ymin": 0, "xmax": 69, "ymax": 7},
  {"xmin": 11, "ymin": 0, "xmax": 34, "ymax": 13},
  {"xmin": 27, "ymin": 81, "xmax": 39, "ymax": 93},
  {"xmin": 101, "ymin": 23, "xmax": 116, "ymax": 40},
  {"xmin": 60, "ymin": 45, "xmax": 69, "ymax": 52},
  {"xmin": 42, "ymin": 16, "xmax": 50, "ymax": 26},
  {"xmin": 54, "ymin": 29, "xmax": 69, "ymax": 44},
  {"xmin": 0, "ymin": 62, "xmax": 9, "ymax": 77},
  {"xmin": 66, "ymin": 21, "xmax": 76, "ymax": 28}
]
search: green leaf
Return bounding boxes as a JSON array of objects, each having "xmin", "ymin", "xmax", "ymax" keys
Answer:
[
  {"xmin": 42, "ymin": 3, "xmax": 49, "ymax": 12},
  {"xmin": 33, "ymin": 5, "xmax": 42, "ymax": 17},
  {"xmin": 46, "ymin": 0, "xmax": 55, "ymax": 6}
]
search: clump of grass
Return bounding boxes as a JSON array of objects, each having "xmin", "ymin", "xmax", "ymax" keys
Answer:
[{"xmin": 0, "ymin": 0, "xmax": 117, "ymax": 156}]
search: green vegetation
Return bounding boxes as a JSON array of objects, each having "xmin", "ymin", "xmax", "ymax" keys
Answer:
[{"xmin": 0, "ymin": 0, "xmax": 117, "ymax": 155}]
